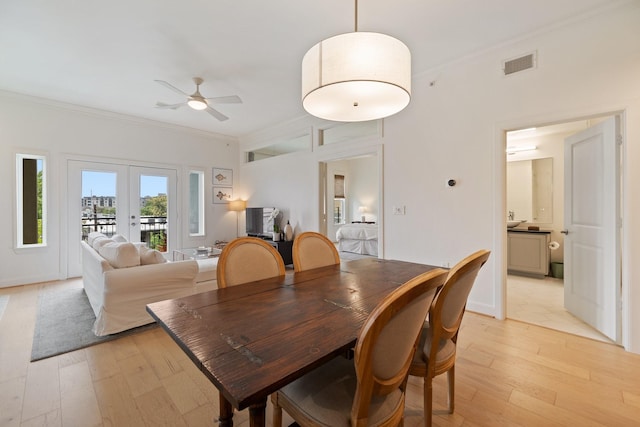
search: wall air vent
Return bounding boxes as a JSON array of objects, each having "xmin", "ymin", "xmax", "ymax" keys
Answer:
[{"xmin": 503, "ymin": 51, "xmax": 537, "ymax": 76}]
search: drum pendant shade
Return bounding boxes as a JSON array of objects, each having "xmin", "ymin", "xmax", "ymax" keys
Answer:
[{"xmin": 302, "ymin": 31, "xmax": 411, "ymax": 122}]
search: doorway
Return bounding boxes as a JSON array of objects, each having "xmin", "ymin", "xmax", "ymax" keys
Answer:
[
  {"xmin": 505, "ymin": 116, "xmax": 619, "ymax": 343},
  {"xmin": 67, "ymin": 160, "xmax": 177, "ymax": 277},
  {"xmin": 317, "ymin": 146, "xmax": 383, "ymax": 258}
]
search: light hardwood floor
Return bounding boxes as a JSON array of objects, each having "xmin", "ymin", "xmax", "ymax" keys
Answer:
[
  {"xmin": 507, "ymin": 274, "xmax": 612, "ymax": 343},
  {"xmin": 2, "ymin": 278, "xmax": 640, "ymax": 426}
]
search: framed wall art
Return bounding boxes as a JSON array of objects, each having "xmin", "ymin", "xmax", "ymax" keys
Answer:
[
  {"xmin": 213, "ymin": 187, "xmax": 233, "ymax": 204},
  {"xmin": 212, "ymin": 168, "xmax": 233, "ymax": 186}
]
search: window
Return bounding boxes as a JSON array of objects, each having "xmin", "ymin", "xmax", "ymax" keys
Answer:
[
  {"xmin": 189, "ymin": 170, "xmax": 205, "ymax": 236},
  {"xmin": 320, "ymin": 120, "xmax": 380, "ymax": 146},
  {"xmin": 334, "ymin": 199, "xmax": 346, "ymax": 225},
  {"xmin": 245, "ymin": 133, "xmax": 311, "ymax": 163},
  {"xmin": 334, "ymin": 174, "xmax": 345, "ymax": 225},
  {"xmin": 16, "ymin": 153, "xmax": 47, "ymax": 247}
]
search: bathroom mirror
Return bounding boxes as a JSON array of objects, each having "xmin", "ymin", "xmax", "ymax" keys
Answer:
[{"xmin": 507, "ymin": 157, "xmax": 553, "ymax": 224}]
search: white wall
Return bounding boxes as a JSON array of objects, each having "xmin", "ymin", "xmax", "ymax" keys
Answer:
[
  {"xmin": 239, "ymin": 3, "xmax": 640, "ymax": 352},
  {"xmin": 237, "ymin": 147, "xmax": 317, "ymax": 239},
  {"xmin": 348, "ymin": 156, "xmax": 378, "ymax": 223},
  {"xmin": 0, "ymin": 92, "xmax": 239, "ymax": 287}
]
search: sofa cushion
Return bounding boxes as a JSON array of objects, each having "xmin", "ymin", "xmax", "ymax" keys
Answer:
[
  {"xmin": 92, "ymin": 236, "xmax": 114, "ymax": 251},
  {"xmin": 87, "ymin": 232, "xmax": 106, "ymax": 246},
  {"xmin": 98, "ymin": 242, "xmax": 141, "ymax": 268},
  {"xmin": 139, "ymin": 246, "xmax": 167, "ymax": 265},
  {"xmin": 111, "ymin": 234, "xmax": 128, "ymax": 243}
]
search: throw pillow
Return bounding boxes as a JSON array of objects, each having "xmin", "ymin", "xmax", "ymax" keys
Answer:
[
  {"xmin": 111, "ymin": 234, "xmax": 128, "ymax": 243},
  {"xmin": 98, "ymin": 242, "xmax": 141, "ymax": 268},
  {"xmin": 87, "ymin": 232, "xmax": 106, "ymax": 246},
  {"xmin": 139, "ymin": 245, "xmax": 168, "ymax": 265},
  {"xmin": 92, "ymin": 236, "xmax": 114, "ymax": 251}
]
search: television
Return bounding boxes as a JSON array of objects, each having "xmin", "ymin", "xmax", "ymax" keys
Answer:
[{"xmin": 246, "ymin": 207, "xmax": 276, "ymax": 238}]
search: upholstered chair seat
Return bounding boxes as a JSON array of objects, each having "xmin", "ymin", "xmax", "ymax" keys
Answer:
[
  {"xmin": 275, "ymin": 356, "xmax": 403, "ymax": 427},
  {"xmin": 409, "ymin": 323, "xmax": 457, "ymax": 381}
]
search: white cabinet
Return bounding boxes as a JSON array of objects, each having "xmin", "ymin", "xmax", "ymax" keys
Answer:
[{"xmin": 507, "ymin": 231, "xmax": 550, "ymax": 278}]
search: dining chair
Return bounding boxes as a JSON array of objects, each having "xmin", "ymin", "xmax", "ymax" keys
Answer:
[
  {"xmin": 271, "ymin": 267, "xmax": 449, "ymax": 427},
  {"xmin": 292, "ymin": 231, "xmax": 341, "ymax": 272},
  {"xmin": 216, "ymin": 237, "xmax": 285, "ymax": 288},
  {"xmin": 409, "ymin": 249, "xmax": 491, "ymax": 427}
]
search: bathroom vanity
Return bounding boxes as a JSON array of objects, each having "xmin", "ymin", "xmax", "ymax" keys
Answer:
[{"xmin": 507, "ymin": 228, "xmax": 551, "ymax": 278}]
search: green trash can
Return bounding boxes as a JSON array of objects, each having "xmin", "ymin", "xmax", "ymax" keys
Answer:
[{"xmin": 550, "ymin": 262, "xmax": 564, "ymax": 279}]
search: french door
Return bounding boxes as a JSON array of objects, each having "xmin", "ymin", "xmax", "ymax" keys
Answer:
[{"xmin": 67, "ymin": 160, "xmax": 177, "ymax": 277}]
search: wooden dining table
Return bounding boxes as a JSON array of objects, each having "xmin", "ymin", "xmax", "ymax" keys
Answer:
[{"xmin": 146, "ymin": 257, "xmax": 441, "ymax": 427}]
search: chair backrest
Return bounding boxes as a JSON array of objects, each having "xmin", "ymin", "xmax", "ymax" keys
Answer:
[
  {"xmin": 431, "ymin": 249, "xmax": 491, "ymax": 342},
  {"xmin": 216, "ymin": 237, "xmax": 286, "ymax": 288},
  {"xmin": 292, "ymin": 231, "xmax": 340, "ymax": 272},
  {"xmin": 351, "ymin": 268, "xmax": 449, "ymax": 426}
]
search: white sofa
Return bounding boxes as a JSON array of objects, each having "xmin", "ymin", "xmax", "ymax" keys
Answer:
[{"xmin": 81, "ymin": 232, "xmax": 217, "ymax": 336}]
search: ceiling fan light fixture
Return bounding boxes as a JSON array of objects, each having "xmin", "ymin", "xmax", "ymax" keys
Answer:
[
  {"xmin": 187, "ymin": 97, "xmax": 207, "ymax": 110},
  {"xmin": 301, "ymin": 1, "xmax": 411, "ymax": 122}
]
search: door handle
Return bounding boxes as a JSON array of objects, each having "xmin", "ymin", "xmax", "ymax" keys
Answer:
[
  {"xmin": 131, "ymin": 222, "xmax": 137, "ymax": 226},
  {"xmin": 560, "ymin": 230, "xmax": 569, "ymax": 235}
]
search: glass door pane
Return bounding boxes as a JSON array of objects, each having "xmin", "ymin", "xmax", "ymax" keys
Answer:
[
  {"xmin": 81, "ymin": 171, "xmax": 117, "ymax": 240},
  {"xmin": 139, "ymin": 175, "xmax": 168, "ymax": 250},
  {"xmin": 130, "ymin": 166, "xmax": 176, "ymax": 254}
]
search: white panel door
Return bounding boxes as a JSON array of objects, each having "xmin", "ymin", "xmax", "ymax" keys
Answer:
[{"xmin": 563, "ymin": 116, "xmax": 620, "ymax": 342}]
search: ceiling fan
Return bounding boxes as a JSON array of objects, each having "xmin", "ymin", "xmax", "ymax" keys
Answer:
[{"xmin": 154, "ymin": 77, "xmax": 242, "ymax": 121}]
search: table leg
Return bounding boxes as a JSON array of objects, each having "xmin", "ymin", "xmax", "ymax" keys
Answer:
[
  {"xmin": 218, "ymin": 393, "xmax": 234, "ymax": 427},
  {"xmin": 249, "ymin": 400, "xmax": 266, "ymax": 427}
]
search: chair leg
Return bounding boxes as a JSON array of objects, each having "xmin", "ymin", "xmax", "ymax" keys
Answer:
[
  {"xmin": 271, "ymin": 394, "xmax": 283, "ymax": 427},
  {"xmin": 447, "ymin": 366, "xmax": 455, "ymax": 414},
  {"xmin": 424, "ymin": 376, "xmax": 433, "ymax": 427}
]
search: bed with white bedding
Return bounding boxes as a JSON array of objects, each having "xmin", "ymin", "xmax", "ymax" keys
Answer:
[{"xmin": 336, "ymin": 223, "xmax": 378, "ymax": 256}]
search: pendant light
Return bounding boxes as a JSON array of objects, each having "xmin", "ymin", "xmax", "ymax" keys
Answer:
[{"xmin": 301, "ymin": 0, "xmax": 411, "ymax": 122}]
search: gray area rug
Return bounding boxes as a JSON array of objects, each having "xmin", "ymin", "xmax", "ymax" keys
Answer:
[{"xmin": 31, "ymin": 287, "xmax": 156, "ymax": 362}]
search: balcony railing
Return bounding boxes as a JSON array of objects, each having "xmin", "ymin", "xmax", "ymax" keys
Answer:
[{"xmin": 81, "ymin": 216, "xmax": 167, "ymax": 249}]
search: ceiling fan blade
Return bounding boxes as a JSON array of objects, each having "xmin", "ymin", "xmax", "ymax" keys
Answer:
[
  {"xmin": 155, "ymin": 102, "xmax": 185, "ymax": 110},
  {"xmin": 206, "ymin": 105, "xmax": 229, "ymax": 121},
  {"xmin": 206, "ymin": 95, "xmax": 242, "ymax": 104},
  {"xmin": 154, "ymin": 80, "xmax": 189, "ymax": 96}
]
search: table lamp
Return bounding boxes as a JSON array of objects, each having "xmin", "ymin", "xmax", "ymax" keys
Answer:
[{"xmin": 358, "ymin": 206, "xmax": 367, "ymax": 222}]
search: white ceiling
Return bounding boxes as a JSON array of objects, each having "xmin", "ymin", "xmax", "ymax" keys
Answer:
[{"xmin": 0, "ymin": 0, "xmax": 621, "ymax": 138}]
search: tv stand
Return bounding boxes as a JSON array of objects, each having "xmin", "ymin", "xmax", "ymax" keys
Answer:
[{"xmin": 264, "ymin": 239, "xmax": 293, "ymax": 266}]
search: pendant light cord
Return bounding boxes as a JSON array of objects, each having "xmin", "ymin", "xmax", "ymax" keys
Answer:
[{"xmin": 354, "ymin": 0, "xmax": 358, "ymax": 32}]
